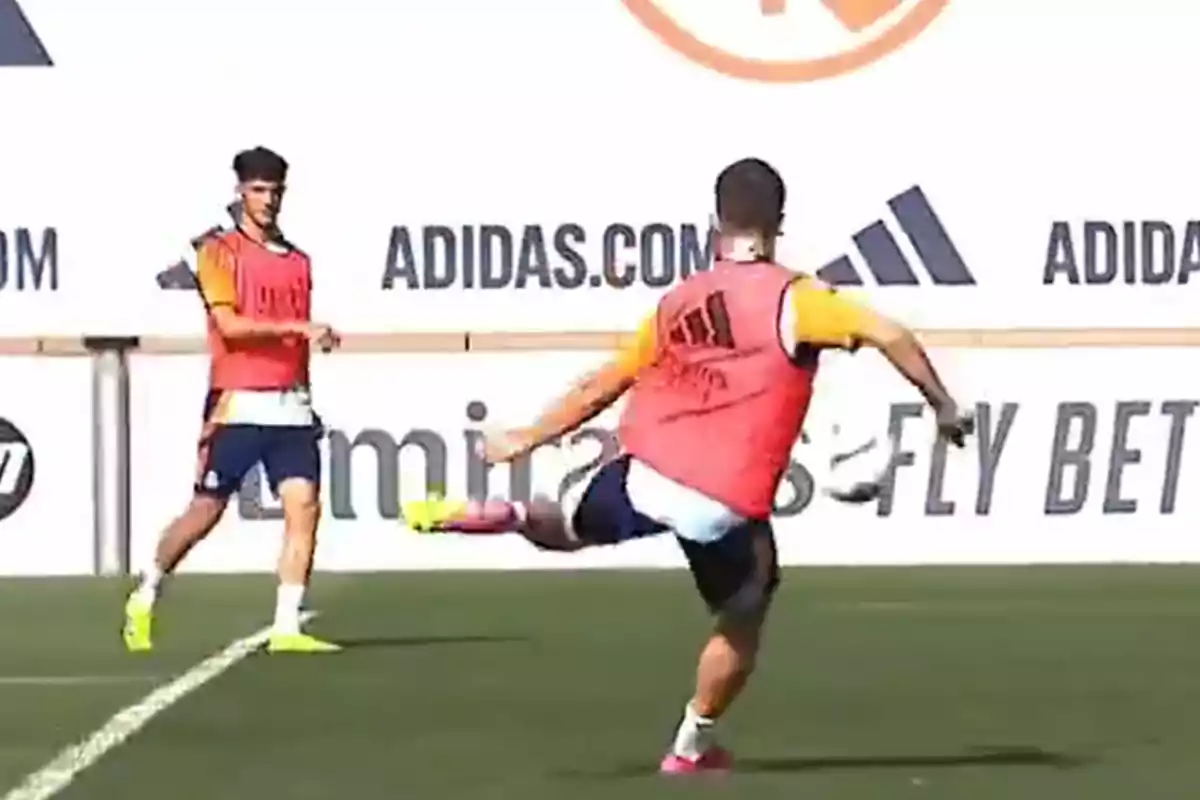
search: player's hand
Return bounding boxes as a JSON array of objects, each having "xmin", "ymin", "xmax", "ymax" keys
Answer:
[
  {"xmin": 475, "ymin": 429, "xmax": 528, "ymax": 465},
  {"xmin": 306, "ymin": 323, "xmax": 340, "ymax": 353},
  {"xmin": 935, "ymin": 403, "xmax": 975, "ymax": 448}
]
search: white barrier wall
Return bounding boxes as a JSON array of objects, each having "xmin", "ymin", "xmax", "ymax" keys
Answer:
[
  {"xmin": 129, "ymin": 349, "xmax": 1200, "ymax": 571},
  {"xmin": 4, "ymin": 0, "xmax": 1200, "ymax": 335},
  {"xmin": 7, "ymin": 1, "xmax": 1200, "ymax": 572},
  {"xmin": 0, "ymin": 358, "xmax": 94, "ymax": 575}
]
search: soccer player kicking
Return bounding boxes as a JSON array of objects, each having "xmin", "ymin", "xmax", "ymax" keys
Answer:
[
  {"xmin": 123, "ymin": 147, "xmax": 341, "ymax": 654},
  {"xmin": 405, "ymin": 157, "xmax": 973, "ymax": 773}
]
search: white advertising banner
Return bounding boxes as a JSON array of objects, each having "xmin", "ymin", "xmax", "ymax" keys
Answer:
[
  {"xmin": 3, "ymin": 0, "xmax": 1200, "ymax": 335},
  {"xmin": 0, "ymin": 358, "xmax": 94, "ymax": 575},
  {"xmin": 130, "ymin": 348, "xmax": 1200, "ymax": 572}
]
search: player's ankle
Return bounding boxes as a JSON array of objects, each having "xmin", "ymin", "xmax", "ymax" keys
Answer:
[
  {"xmin": 688, "ymin": 695, "xmax": 722, "ymax": 719},
  {"xmin": 273, "ymin": 582, "xmax": 306, "ymax": 634},
  {"xmin": 130, "ymin": 585, "xmax": 157, "ymax": 607},
  {"xmin": 272, "ymin": 609, "xmax": 302, "ymax": 635},
  {"xmin": 131, "ymin": 565, "xmax": 165, "ymax": 606},
  {"xmin": 672, "ymin": 702, "xmax": 716, "ymax": 759},
  {"xmin": 143, "ymin": 563, "xmax": 164, "ymax": 586}
]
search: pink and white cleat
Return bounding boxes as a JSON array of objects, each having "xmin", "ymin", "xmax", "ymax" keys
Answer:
[{"xmin": 659, "ymin": 745, "xmax": 733, "ymax": 775}]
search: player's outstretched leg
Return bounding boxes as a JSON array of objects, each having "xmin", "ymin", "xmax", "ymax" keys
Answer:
[
  {"xmin": 404, "ymin": 495, "xmax": 585, "ymax": 552},
  {"xmin": 123, "ymin": 496, "xmax": 226, "ymax": 652},
  {"xmin": 267, "ymin": 476, "xmax": 340, "ymax": 653},
  {"xmin": 662, "ymin": 524, "xmax": 780, "ymax": 775}
]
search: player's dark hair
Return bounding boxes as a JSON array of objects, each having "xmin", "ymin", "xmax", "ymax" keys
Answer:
[
  {"xmin": 232, "ymin": 146, "xmax": 288, "ymax": 183},
  {"xmin": 715, "ymin": 158, "xmax": 785, "ymax": 235}
]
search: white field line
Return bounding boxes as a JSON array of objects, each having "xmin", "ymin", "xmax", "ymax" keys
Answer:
[
  {"xmin": 0, "ymin": 611, "xmax": 315, "ymax": 800},
  {"xmin": 0, "ymin": 676, "xmax": 162, "ymax": 686}
]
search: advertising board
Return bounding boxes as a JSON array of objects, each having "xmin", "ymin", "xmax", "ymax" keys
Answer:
[
  {"xmin": 128, "ymin": 348, "xmax": 1200, "ymax": 572},
  {"xmin": 0, "ymin": 357, "xmax": 94, "ymax": 575},
  {"xmin": 2, "ymin": 1, "xmax": 1199, "ymax": 335}
]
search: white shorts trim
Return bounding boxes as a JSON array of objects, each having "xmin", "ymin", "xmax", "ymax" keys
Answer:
[
  {"xmin": 624, "ymin": 458, "xmax": 746, "ymax": 544},
  {"xmin": 220, "ymin": 388, "xmax": 313, "ymax": 426}
]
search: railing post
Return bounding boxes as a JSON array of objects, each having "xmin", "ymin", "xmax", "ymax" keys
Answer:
[{"xmin": 85, "ymin": 336, "xmax": 138, "ymax": 576}]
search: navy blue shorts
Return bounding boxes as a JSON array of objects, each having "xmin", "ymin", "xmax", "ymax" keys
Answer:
[
  {"xmin": 571, "ymin": 455, "xmax": 780, "ymax": 613},
  {"xmin": 193, "ymin": 392, "xmax": 321, "ymax": 499}
]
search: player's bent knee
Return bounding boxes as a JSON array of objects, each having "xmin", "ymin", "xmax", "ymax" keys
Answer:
[
  {"xmin": 277, "ymin": 478, "xmax": 321, "ymax": 532},
  {"xmin": 714, "ymin": 568, "xmax": 780, "ymax": 631},
  {"xmin": 283, "ymin": 498, "xmax": 321, "ymax": 522},
  {"xmin": 519, "ymin": 495, "xmax": 584, "ymax": 551},
  {"xmin": 764, "ymin": 564, "xmax": 781, "ymax": 602},
  {"xmin": 717, "ymin": 526, "xmax": 782, "ymax": 624},
  {"xmin": 714, "ymin": 594, "xmax": 768, "ymax": 632},
  {"xmin": 187, "ymin": 493, "xmax": 228, "ymax": 523},
  {"xmin": 526, "ymin": 535, "xmax": 583, "ymax": 552},
  {"xmin": 277, "ymin": 477, "xmax": 318, "ymax": 504}
]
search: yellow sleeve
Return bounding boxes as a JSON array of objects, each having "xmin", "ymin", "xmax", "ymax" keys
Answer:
[
  {"xmin": 195, "ymin": 239, "xmax": 237, "ymax": 308},
  {"xmin": 789, "ymin": 277, "xmax": 877, "ymax": 348},
  {"xmin": 612, "ymin": 313, "xmax": 659, "ymax": 379}
]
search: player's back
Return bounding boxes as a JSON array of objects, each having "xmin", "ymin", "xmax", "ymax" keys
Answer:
[{"xmin": 619, "ymin": 259, "xmax": 817, "ymax": 520}]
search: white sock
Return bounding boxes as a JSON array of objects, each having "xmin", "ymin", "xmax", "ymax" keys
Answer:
[
  {"xmin": 273, "ymin": 583, "xmax": 306, "ymax": 635},
  {"xmin": 671, "ymin": 702, "xmax": 715, "ymax": 759},
  {"xmin": 131, "ymin": 565, "xmax": 164, "ymax": 607}
]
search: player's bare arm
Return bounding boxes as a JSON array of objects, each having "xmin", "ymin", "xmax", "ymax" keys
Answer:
[
  {"xmin": 790, "ymin": 277, "xmax": 972, "ymax": 446},
  {"xmin": 483, "ymin": 357, "xmax": 636, "ymax": 464},
  {"xmin": 207, "ymin": 305, "xmax": 334, "ymax": 343},
  {"xmin": 198, "ymin": 240, "xmax": 339, "ymax": 348},
  {"xmin": 483, "ymin": 320, "xmax": 656, "ymax": 464},
  {"xmin": 851, "ymin": 308, "xmax": 972, "ymax": 446}
]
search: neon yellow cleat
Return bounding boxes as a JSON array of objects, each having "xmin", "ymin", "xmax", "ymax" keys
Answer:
[
  {"xmin": 267, "ymin": 632, "xmax": 342, "ymax": 653},
  {"xmin": 402, "ymin": 494, "xmax": 466, "ymax": 533},
  {"xmin": 123, "ymin": 596, "xmax": 153, "ymax": 653}
]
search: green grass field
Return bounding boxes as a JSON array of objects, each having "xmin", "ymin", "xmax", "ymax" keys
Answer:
[{"xmin": 2, "ymin": 566, "xmax": 1200, "ymax": 799}]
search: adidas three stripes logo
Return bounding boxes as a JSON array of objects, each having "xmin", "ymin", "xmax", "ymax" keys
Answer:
[
  {"xmin": 817, "ymin": 185, "xmax": 975, "ymax": 287},
  {"xmin": 0, "ymin": 0, "xmax": 52, "ymax": 66}
]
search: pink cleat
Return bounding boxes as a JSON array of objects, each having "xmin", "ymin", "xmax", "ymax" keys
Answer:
[{"xmin": 659, "ymin": 745, "xmax": 733, "ymax": 775}]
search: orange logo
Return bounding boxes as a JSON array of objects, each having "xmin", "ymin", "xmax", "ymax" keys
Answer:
[{"xmin": 622, "ymin": 0, "xmax": 948, "ymax": 83}]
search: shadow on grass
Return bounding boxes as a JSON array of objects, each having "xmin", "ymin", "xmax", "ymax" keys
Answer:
[
  {"xmin": 337, "ymin": 634, "xmax": 529, "ymax": 650},
  {"xmin": 560, "ymin": 745, "xmax": 1092, "ymax": 779}
]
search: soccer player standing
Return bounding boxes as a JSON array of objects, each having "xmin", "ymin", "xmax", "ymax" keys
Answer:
[
  {"xmin": 124, "ymin": 147, "xmax": 340, "ymax": 653},
  {"xmin": 406, "ymin": 158, "xmax": 973, "ymax": 772}
]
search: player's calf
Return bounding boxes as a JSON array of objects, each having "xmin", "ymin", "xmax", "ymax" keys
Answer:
[
  {"xmin": 128, "ymin": 495, "xmax": 226, "ymax": 606},
  {"xmin": 664, "ymin": 621, "xmax": 768, "ymax": 774},
  {"xmin": 696, "ymin": 607, "xmax": 770, "ymax": 717},
  {"xmin": 275, "ymin": 477, "xmax": 320, "ymax": 636},
  {"xmin": 267, "ymin": 477, "xmax": 338, "ymax": 653},
  {"xmin": 123, "ymin": 495, "xmax": 227, "ymax": 652}
]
